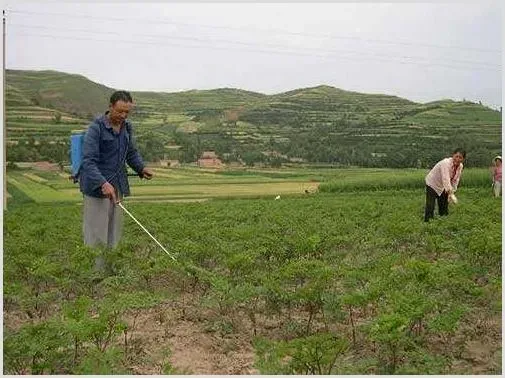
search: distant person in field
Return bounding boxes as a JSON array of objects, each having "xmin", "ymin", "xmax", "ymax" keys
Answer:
[
  {"xmin": 424, "ymin": 148, "xmax": 465, "ymax": 222},
  {"xmin": 491, "ymin": 155, "xmax": 502, "ymax": 197},
  {"xmin": 79, "ymin": 90, "xmax": 153, "ymax": 266}
]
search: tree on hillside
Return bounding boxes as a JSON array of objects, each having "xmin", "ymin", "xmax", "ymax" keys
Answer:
[
  {"xmin": 137, "ymin": 132, "xmax": 166, "ymax": 162},
  {"xmin": 224, "ymin": 106, "xmax": 243, "ymax": 127},
  {"xmin": 53, "ymin": 112, "xmax": 62, "ymax": 124}
]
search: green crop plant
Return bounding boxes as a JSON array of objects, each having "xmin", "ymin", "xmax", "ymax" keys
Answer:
[
  {"xmin": 394, "ymin": 348, "xmax": 448, "ymax": 374},
  {"xmin": 273, "ymin": 258, "xmax": 334, "ymax": 335},
  {"xmin": 254, "ymin": 332, "xmax": 349, "ymax": 374},
  {"xmin": 3, "ymin": 180, "xmax": 501, "ymax": 374},
  {"xmin": 3, "ymin": 319, "xmax": 74, "ymax": 374},
  {"xmin": 342, "ymin": 290, "xmax": 369, "ymax": 347},
  {"xmin": 154, "ymin": 345, "xmax": 189, "ymax": 374},
  {"xmin": 367, "ymin": 312, "xmax": 411, "ymax": 373},
  {"xmin": 205, "ymin": 274, "xmax": 235, "ymax": 317},
  {"xmin": 107, "ymin": 291, "xmax": 161, "ymax": 352},
  {"xmin": 13, "ymin": 255, "xmax": 62, "ymax": 319},
  {"xmin": 60, "ymin": 290, "xmax": 161, "ymax": 369},
  {"xmin": 62, "ymin": 296, "xmax": 95, "ymax": 367},
  {"xmin": 426, "ymin": 304, "xmax": 468, "ymax": 358},
  {"xmin": 73, "ymin": 347, "xmax": 129, "ymax": 375},
  {"xmin": 235, "ymin": 283, "xmax": 265, "ymax": 336},
  {"xmin": 220, "ymin": 249, "xmax": 267, "ymax": 334}
]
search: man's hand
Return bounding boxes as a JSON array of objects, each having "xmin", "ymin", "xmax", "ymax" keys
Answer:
[
  {"xmin": 141, "ymin": 167, "xmax": 153, "ymax": 180},
  {"xmin": 101, "ymin": 182, "xmax": 117, "ymax": 203}
]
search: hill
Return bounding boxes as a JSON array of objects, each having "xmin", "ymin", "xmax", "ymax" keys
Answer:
[{"xmin": 5, "ymin": 69, "xmax": 502, "ymax": 168}]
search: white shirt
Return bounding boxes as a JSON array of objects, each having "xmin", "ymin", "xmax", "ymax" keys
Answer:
[{"xmin": 425, "ymin": 157, "xmax": 463, "ymax": 196}]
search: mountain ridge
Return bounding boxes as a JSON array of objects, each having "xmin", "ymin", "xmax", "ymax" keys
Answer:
[{"xmin": 5, "ymin": 69, "xmax": 501, "ymax": 168}]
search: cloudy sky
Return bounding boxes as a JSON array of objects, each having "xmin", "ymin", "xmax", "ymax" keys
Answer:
[{"xmin": 4, "ymin": 1, "xmax": 502, "ymax": 108}]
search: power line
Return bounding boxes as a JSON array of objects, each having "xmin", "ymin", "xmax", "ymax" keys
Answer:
[
  {"xmin": 10, "ymin": 31, "xmax": 501, "ymax": 73},
  {"xmin": 10, "ymin": 23, "xmax": 501, "ymax": 69},
  {"xmin": 7, "ymin": 9, "xmax": 501, "ymax": 54}
]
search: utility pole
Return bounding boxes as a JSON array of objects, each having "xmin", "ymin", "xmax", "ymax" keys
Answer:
[{"xmin": 3, "ymin": 10, "xmax": 6, "ymax": 210}]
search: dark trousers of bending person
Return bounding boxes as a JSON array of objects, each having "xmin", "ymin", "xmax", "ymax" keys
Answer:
[{"xmin": 424, "ymin": 185, "xmax": 449, "ymax": 222}]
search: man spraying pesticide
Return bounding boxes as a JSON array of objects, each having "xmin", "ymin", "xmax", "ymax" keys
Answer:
[
  {"xmin": 72, "ymin": 91, "xmax": 159, "ymax": 275},
  {"xmin": 72, "ymin": 90, "xmax": 213, "ymax": 281}
]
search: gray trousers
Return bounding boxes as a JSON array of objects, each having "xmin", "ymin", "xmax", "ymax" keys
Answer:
[{"xmin": 83, "ymin": 195, "xmax": 123, "ymax": 249}]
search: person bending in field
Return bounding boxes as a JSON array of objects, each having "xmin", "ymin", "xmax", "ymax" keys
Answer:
[
  {"xmin": 490, "ymin": 155, "xmax": 502, "ymax": 197},
  {"xmin": 79, "ymin": 91, "xmax": 153, "ymax": 271},
  {"xmin": 424, "ymin": 148, "xmax": 465, "ymax": 222}
]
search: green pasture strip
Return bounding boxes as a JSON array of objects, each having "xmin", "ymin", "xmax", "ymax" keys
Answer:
[
  {"xmin": 7, "ymin": 174, "xmax": 79, "ymax": 202},
  {"xmin": 5, "ymin": 182, "xmax": 35, "ymax": 204},
  {"xmin": 6, "ymin": 105, "xmax": 56, "ymax": 112},
  {"xmin": 26, "ymin": 172, "xmax": 76, "ymax": 190},
  {"xmin": 166, "ymin": 166, "xmax": 331, "ymax": 179},
  {"xmin": 7, "ymin": 168, "xmax": 494, "ymax": 206},
  {"xmin": 144, "ymin": 113, "xmax": 190, "ymax": 123},
  {"xmin": 319, "ymin": 170, "xmax": 425, "ymax": 192},
  {"xmin": 7, "ymin": 107, "xmax": 72, "ymax": 113},
  {"xmin": 25, "ymin": 170, "xmax": 68, "ymax": 181},
  {"xmin": 7, "ymin": 121, "xmax": 84, "ymax": 127},
  {"xmin": 43, "ymin": 181, "xmax": 84, "ymax": 190},
  {"xmin": 217, "ymin": 170, "xmax": 327, "ymax": 180},
  {"xmin": 319, "ymin": 168, "xmax": 491, "ymax": 192},
  {"xmin": 7, "ymin": 114, "xmax": 84, "ymax": 122}
]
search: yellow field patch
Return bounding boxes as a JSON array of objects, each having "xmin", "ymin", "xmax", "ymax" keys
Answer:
[
  {"xmin": 23, "ymin": 173, "xmax": 48, "ymax": 183},
  {"xmin": 166, "ymin": 114, "xmax": 192, "ymax": 122},
  {"xmin": 58, "ymin": 181, "xmax": 319, "ymax": 199},
  {"xmin": 133, "ymin": 182, "xmax": 318, "ymax": 197},
  {"xmin": 149, "ymin": 168, "xmax": 195, "ymax": 179},
  {"xmin": 125, "ymin": 197, "xmax": 209, "ymax": 203},
  {"xmin": 177, "ymin": 121, "xmax": 201, "ymax": 133}
]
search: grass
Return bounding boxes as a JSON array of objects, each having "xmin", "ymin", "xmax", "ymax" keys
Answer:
[
  {"xmin": 319, "ymin": 168, "xmax": 492, "ymax": 192},
  {"xmin": 3, "ymin": 183, "xmax": 501, "ymax": 374},
  {"xmin": 6, "ymin": 167, "xmax": 493, "ymax": 204},
  {"xmin": 7, "ymin": 174, "xmax": 79, "ymax": 202}
]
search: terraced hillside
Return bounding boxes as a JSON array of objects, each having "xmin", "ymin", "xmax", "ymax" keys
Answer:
[{"xmin": 5, "ymin": 69, "xmax": 501, "ymax": 168}]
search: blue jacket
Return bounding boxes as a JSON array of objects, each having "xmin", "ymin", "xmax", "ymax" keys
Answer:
[{"xmin": 79, "ymin": 114, "xmax": 145, "ymax": 198}]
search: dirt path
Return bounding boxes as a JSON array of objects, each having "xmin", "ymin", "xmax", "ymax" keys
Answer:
[{"xmin": 124, "ymin": 299, "xmax": 259, "ymax": 374}]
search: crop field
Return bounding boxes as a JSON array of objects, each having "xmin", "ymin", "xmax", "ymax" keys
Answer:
[
  {"xmin": 5, "ymin": 166, "xmax": 494, "ymax": 203},
  {"xmin": 3, "ymin": 167, "xmax": 501, "ymax": 374},
  {"xmin": 6, "ymin": 166, "xmax": 326, "ymax": 203}
]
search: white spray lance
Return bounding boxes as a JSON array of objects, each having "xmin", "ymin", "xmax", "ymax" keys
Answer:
[
  {"xmin": 117, "ymin": 202, "xmax": 216, "ymax": 280},
  {"xmin": 117, "ymin": 201, "xmax": 176, "ymax": 261}
]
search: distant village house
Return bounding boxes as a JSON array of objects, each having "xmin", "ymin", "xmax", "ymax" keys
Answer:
[{"xmin": 198, "ymin": 151, "xmax": 223, "ymax": 168}]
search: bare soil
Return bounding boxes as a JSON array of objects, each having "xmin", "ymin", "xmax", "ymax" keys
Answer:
[
  {"xmin": 3, "ymin": 291, "xmax": 501, "ymax": 375},
  {"xmin": 122, "ymin": 297, "xmax": 259, "ymax": 374}
]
